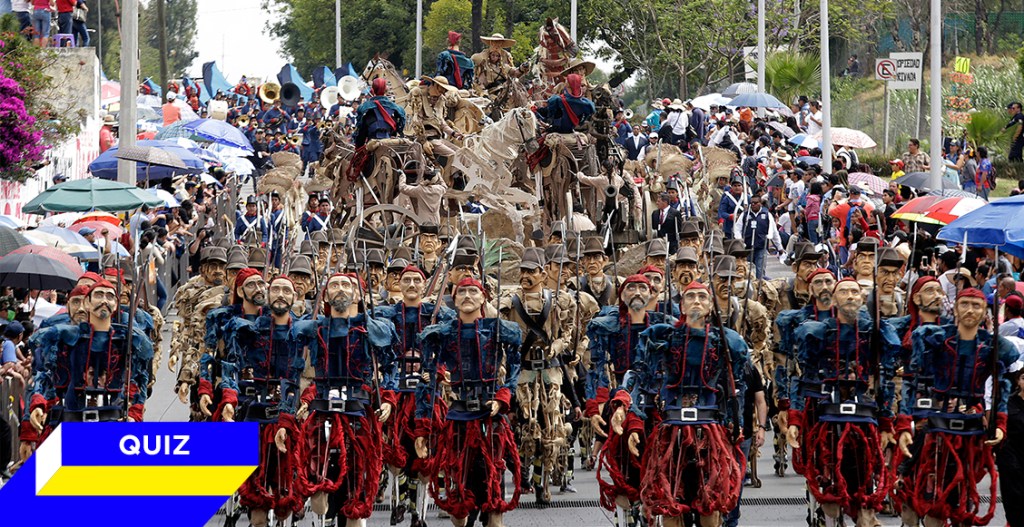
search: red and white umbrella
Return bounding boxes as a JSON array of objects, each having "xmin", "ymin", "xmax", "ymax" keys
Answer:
[
  {"xmin": 815, "ymin": 127, "xmax": 877, "ymax": 149},
  {"xmin": 891, "ymin": 195, "xmax": 945, "ymax": 224},
  {"xmin": 922, "ymin": 196, "xmax": 987, "ymax": 225},
  {"xmin": 847, "ymin": 172, "xmax": 887, "ymax": 195}
]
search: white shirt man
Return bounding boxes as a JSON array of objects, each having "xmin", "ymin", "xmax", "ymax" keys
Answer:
[{"xmin": 806, "ymin": 105, "xmax": 824, "ymax": 136}]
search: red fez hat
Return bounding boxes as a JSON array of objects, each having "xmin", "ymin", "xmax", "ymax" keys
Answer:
[
  {"xmin": 637, "ymin": 264, "xmax": 664, "ymax": 277},
  {"xmin": 956, "ymin": 287, "xmax": 986, "ymax": 301},
  {"xmin": 448, "ymin": 31, "xmax": 462, "ymax": 46},
  {"xmin": 79, "ymin": 271, "xmax": 102, "ymax": 284},
  {"xmin": 618, "ymin": 274, "xmax": 652, "ymax": 297},
  {"xmin": 454, "ymin": 276, "xmax": 487, "ymax": 297},
  {"xmin": 88, "ymin": 279, "xmax": 116, "ymax": 296},
  {"xmin": 371, "ymin": 77, "xmax": 387, "ymax": 96},
  {"xmin": 69, "ymin": 285, "xmax": 90, "ymax": 298},
  {"xmin": 833, "ymin": 276, "xmax": 860, "ymax": 292},
  {"xmin": 806, "ymin": 268, "xmax": 835, "ymax": 283},
  {"xmin": 232, "ymin": 267, "xmax": 263, "ymax": 304},
  {"xmin": 567, "ymin": 73, "xmax": 583, "ymax": 98},
  {"xmin": 401, "ymin": 265, "xmax": 426, "ymax": 280}
]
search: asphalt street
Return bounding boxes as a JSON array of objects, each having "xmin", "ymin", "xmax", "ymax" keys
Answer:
[{"xmin": 133, "ymin": 257, "xmax": 1007, "ymax": 527}]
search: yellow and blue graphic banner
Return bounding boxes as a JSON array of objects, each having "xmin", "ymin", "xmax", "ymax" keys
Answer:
[{"xmin": 1, "ymin": 422, "xmax": 259, "ymax": 526}]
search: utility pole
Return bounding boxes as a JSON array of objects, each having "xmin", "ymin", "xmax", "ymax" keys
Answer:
[
  {"xmin": 117, "ymin": 0, "xmax": 139, "ymax": 185},
  {"xmin": 571, "ymin": 0, "xmax": 578, "ymax": 42},
  {"xmin": 415, "ymin": 0, "xmax": 423, "ymax": 77},
  {"xmin": 819, "ymin": 0, "xmax": 832, "ymax": 172},
  {"xmin": 757, "ymin": 0, "xmax": 765, "ymax": 93},
  {"xmin": 97, "ymin": 0, "xmax": 102, "ymax": 65},
  {"xmin": 156, "ymin": 0, "xmax": 168, "ymax": 98},
  {"xmin": 335, "ymin": 0, "xmax": 342, "ymax": 68},
  {"xmin": 929, "ymin": 0, "xmax": 943, "ymax": 191}
]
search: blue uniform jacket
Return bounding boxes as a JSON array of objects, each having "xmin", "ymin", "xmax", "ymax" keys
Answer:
[
  {"xmin": 536, "ymin": 92, "xmax": 596, "ymax": 134},
  {"xmin": 435, "ymin": 49, "xmax": 475, "ymax": 89},
  {"xmin": 354, "ymin": 96, "xmax": 407, "ymax": 147}
]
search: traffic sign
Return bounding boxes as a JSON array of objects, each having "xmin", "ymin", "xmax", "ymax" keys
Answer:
[{"xmin": 875, "ymin": 59, "xmax": 896, "ymax": 81}]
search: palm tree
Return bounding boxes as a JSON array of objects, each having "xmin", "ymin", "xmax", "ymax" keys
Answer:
[
  {"xmin": 965, "ymin": 109, "xmax": 1012, "ymax": 155},
  {"xmin": 757, "ymin": 53, "xmax": 821, "ymax": 106}
]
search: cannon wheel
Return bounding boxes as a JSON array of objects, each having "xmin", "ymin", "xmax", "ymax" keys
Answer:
[{"xmin": 342, "ymin": 204, "xmax": 425, "ymax": 250}]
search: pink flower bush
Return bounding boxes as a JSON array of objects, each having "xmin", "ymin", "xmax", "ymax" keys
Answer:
[{"xmin": 0, "ymin": 55, "xmax": 46, "ymax": 181}]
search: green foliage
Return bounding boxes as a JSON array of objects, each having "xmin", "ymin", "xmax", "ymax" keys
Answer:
[
  {"xmin": 1018, "ymin": 42, "xmax": 1024, "ymax": 85},
  {"xmin": 423, "ymin": 0, "xmax": 473, "ymax": 65},
  {"xmin": 139, "ymin": 0, "xmax": 198, "ymax": 81},
  {"xmin": 965, "ymin": 109, "xmax": 1012, "ymax": 155},
  {"xmin": 0, "ymin": 18, "xmax": 79, "ymax": 156},
  {"xmin": 964, "ymin": 58, "xmax": 1024, "ymax": 110},
  {"xmin": 760, "ymin": 52, "xmax": 821, "ymax": 105}
]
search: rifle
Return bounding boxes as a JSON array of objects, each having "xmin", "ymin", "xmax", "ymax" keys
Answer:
[
  {"xmin": 361, "ymin": 241, "xmax": 384, "ymax": 416},
  {"xmin": 710, "ymin": 270, "xmax": 741, "ymax": 443},
  {"xmin": 870, "ymin": 248, "xmax": 884, "ymax": 412},
  {"xmin": 663, "ymin": 239, "xmax": 673, "ymax": 316},
  {"xmin": 988, "ymin": 246, "xmax": 1002, "ymax": 440},
  {"xmin": 552, "ymin": 243, "xmax": 581, "ymax": 412},
  {"xmin": 428, "ymin": 237, "xmax": 460, "ymax": 325}
]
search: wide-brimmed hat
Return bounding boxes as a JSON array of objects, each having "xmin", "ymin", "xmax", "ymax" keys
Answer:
[
  {"xmin": 646, "ymin": 238, "xmax": 669, "ymax": 258},
  {"xmin": 545, "ymin": 244, "xmax": 571, "ymax": 265},
  {"xmin": 520, "ymin": 247, "xmax": 546, "ymax": 270},
  {"xmin": 560, "ymin": 57, "xmax": 596, "ymax": 77},
  {"xmin": 582, "ymin": 236, "xmax": 606, "ymax": 256},
  {"xmin": 668, "ymin": 98, "xmax": 686, "ymax": 110},
  {"xmin": 674, "ymin": 246, "xmax": 699, "ymax": 264},
  {"xmin": 288, "ymin": 255, "xmax": 314, "ymax": 277},
  {"xmin": 712, "ymin": 255, "xmax": 740, "ymax": 278},
  {"xmin": 420, "ymin": 75, "xmax": 457, "ymax": 92},
  {"xmin": 200, "ymin": 246, "xmax": 228, "ymax": 264},
  {"xmin": 480, "ymin": 33, "xmax": 516, "ymax": 48},
  {"xmin": 724, "ymin": 239, "xmax": 750, "ymax": 258}
]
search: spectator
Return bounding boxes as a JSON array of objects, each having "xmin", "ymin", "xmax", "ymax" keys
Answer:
[
  {"xmin": 55, "ymin": 0, "xmax": 73, "ymax": 35},
  {"xmin": 1007, "ymin": 102, "xmax": 1023, "ymax": 163},
  {"xmin": 140, "ymin": 229, "xmax": 167, "ymax": 310},
  {"xmin": 943, "ymin": 141, "xmax": 966, "ymax": 190},
  {"xmin": 975, "ymin": 146, "xmax": 994, "ymax": 200},
  {"xmin": 0, "ymin": 321, "xmax": 23, "ymax": 365},
  {"xmin": 71, "ymin": 0, "xmax": 88, "ymax": 46},
  {"xmin": 806, "ymin": 100, "xmax": 823, "ymax": 136},
  {"xmin": 1002, "ymin": 294, "xmax": 1024, "ymax": 337},
  {"xmin": 99, "ymin": 114, "xmax": 116, "ymax": 152},
  {"xmin": 31, "ymin": 0, "xmax": 54, "ymax": 47},
  {"xmin": 881, "ymin": 189, "xmax": 898, "ymax": 237},
  {"xmin": 162, "ymin": 92, "xmax": 181, "ymax": 126},
  {"xmin": 841, "ymin": 55, "xmax": 861, "ymax": 77},
  {"xmin": 734, "ymin": 194, "xmax": 784, "ymax": 279},
  {"xmin": 901, "ymin": 138, "xmax": 931, "ymax": 174},
  {"xmin": 12, "ymin": 0, "xmax": 31, "ymax": 36},
  {"xmin": 889, "ymin": 158, "xmax": 905, "ymax": 180},
  {"xmin": 805, "ymin": 182, "xmax": 823, "ymax": 244}
]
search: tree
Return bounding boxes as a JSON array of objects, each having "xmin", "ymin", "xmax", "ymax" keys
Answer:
[
  {"xmin": 762, "ymin": 52, "xmax": 821, "ymax": 106},
  {"xmin": 139, "ymin": 0, "xmax": 198, "ymax": 81},
  {"xmin": 423, "ymin": 0, "xmax": 472, "ymax": 67},
  {"xmin": 965, "ymin": 109, "xmax": 1012, "ymax": 154}
]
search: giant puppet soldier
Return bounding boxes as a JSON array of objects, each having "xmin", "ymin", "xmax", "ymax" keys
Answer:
[
  {"xmin": 773, "ymin": 267, "xmax": 836, "ymax": 477},
  {"xmin": 435, "ymin": 31, "xmax": 474, "ymax": 90},
  {"xmin": 354, "ymin": 78, "xmax": 407, "ymax": 148},
  {"xmin": 770, "ymin": 242, "xmax": 822, "ymax": 424},
  {"xmin": 214, "ymin": 276, "xmax": 305, "ymax": 527},
  {"xmin": 26, "ymin": 279, "xmax": 153, "ymax": 431},
  {"xmin": 585, "ymin": 274, "xmax": 676, "ymax": 526},
  {"xmin": 293, "ymin": 272, "xmax": 399, "ymax": 527},
  {"xmin": 414, "ymin": 276, "xmax": 523, "ymax": 527},
  {"xmin": 571, "ymin": 236, "xmax": 622, "ymax": 309},
  {"xmin": 621, "ymin": 281, "xmax": 748, "ymax": 527},
  {"xmin": 375, "ymin": 265, "xmax": 454, "ymax": 527},
  {"xmin": 417, "ymin": 224, "xmax": 446, "ymax": 279},
  {"xmin": 786, "ymin": 278, "xmax": 900, "ymax": 527},
  {"xmin": 896, "ymin": 287, "xmax": 1018, "ymax": 527},
  {"xmin": 499, "ymin": 247, "xmax": 577, "ymax": 504},
  {"xmin": 886, "ymin": 275, "xmax": 951, "ymax": 521},
  {"xmin": 710, "ymin": 255, "xmax": 770, "ymax": 380}
]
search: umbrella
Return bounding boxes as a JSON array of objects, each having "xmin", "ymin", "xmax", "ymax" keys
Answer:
[
  {"xmin": 29, "ymin": 225, "xmax": 94, "ymax": 246},
  {"xmin": 847, "ymin": 172, "xmax": 888, "ymax": 195},
  {"xmin": 147, "ymin": 188, "xmax": 180, "ymax": 208},
  {"xmin": 690, "ymin": 93, "xmax": 732, "ymax": 111},
  {"xmin": 155, "ymin": 121, "xmax": 201, "ymax": 141},
  {"xmin": 816, "ymin": 127, "xmax": 877, "ymax": 149},
  {"xmin": 0, "ymin": 226, "xmax": 31, "ymax": 257},
  {"xmin": 200, "ymin": 173, "xmax": 222, "ymax": 186},
  {"xmin": 40, "ymin": 212, "xmax": 85, "ymax": 227},
  {"xmin": 0, "ymin": 215, "xmax": 25, "ymax": 229},
  {"xmin": 767, "ymin": 121, "xmax": 795, "ymax": 139},
  {"xmin": 922, "ymin": 196, "xmax": 987, "ymax": 225},
  {"xmin": 796, "ymin": 156, "xmax": 821, "ymax": 166},
  {"xmin": 70, "ymin": 221, "xmax": 123, "ymax": 240},
  {"xmin": 22, "ymin": 231, "xmax": 98, "ymax": 259},
  {"xmin": 73, "ymin": 211, "xmax": 122, "ymax": 226},
  {"xmin": 894, "ymin": 172, "xmax": 960, "ymax": 192},
  {"xmin": 891, "ymin": 195, "xmax": 946, "ymax": 224},
  {"xmin": 937, "ymin": 195, "xmax": 1024, "ymax": 259},
  {"xmin": 89, "ymin": 140, "xmax": 206, "ymax": 181},
  {"xmin": 727, "ymin": 92, "xmax": 788, "ymax": 109},
  {"xmin": 181, "ymin": 119, "xmax": 253, "ymax": 151},
  {"xmin": 721, "ymin": 82, "xmax": 758, "ymax": 97},
  {"xmin": 765, "ymin": 173, "xmax": 786, "ymax": 188},
  {"xmin": 789, "ymin": 133, "xmax": 820, "ymax": 149},
  {"xmin": 23, "ymin": 178, "xmax": 164, "ymax": 214},
  {"xmin": 0, "ymin": 250, "xmax": 82, "ymax": 289},
  {"xmin": 114, "ymin": 145, "xmax": 188, "ymax": 169},
  {"xmin": 207, "ymin": 143, "xmax": 253, "ymax": 159},
  {"xmin": 222, "ymin": 156, "xmax": 255, "ymax": 176},
  {"xmin": 927, "ymin": 188, "xmax": 980, "ymax": 199},
  {"xmin": 106, "ymin": 240, "xmax": 131, "ymax": 258}
]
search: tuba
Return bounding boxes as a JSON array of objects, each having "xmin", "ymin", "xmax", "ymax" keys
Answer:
[
  {"xmin": 289, "ymin": 133, "xmax": 303, "ymax": 146},
  {"xmin": 338, "ymin": 75, "xmax": 364, "ymax": 102},
  {"xmin": 259, "ymin": 82, "xmax": 281, "ymax": 104},
  {"xmin": 320, "ymin": 86, "xmax": 339, "ymax": 108},
  {"xmin": 237, "ymin": 114, "xmax": 251, "ymax": 127},
  {"xmin": 280, "ymin": 83, "xmax": 302, "ymax": 108}
]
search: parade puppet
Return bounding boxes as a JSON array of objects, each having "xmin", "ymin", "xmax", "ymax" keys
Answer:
[
  {"xmin": 414, "ymin": 276, "xmax": 523, "ymax": 527},
  {"xmin": 570, "ymin": 237, "xmax": 622, "ymax": 309},
  {"xmin": 786, "ymin": 278, "xmax": 900, "ymax": 527},
  {"xmin": 499, "ymin": 247, "xmax": 578, "ymax": 504},
  {"xmin": 374, "ymin": 265, "xmax": 454, "ymax": 527},
  {"xmin": 25, "ymin": 279, "xmax": 153, "ymax": 433},
  {"xmin": 536, "ymin": 18, "xmax": 578, "ymax": 90},
  {"xmin": 897, "ymin": 288, "xmax": 1018, "ymax": 527},
  {"xmin": 220, "ymin": 276, "xmax": 305, "ymax": 527},
  {"xmin": 435, "ymin": 31, "xmax": 475, "ymax": 90},
  {"xmin": 585, "ymin": 274, "xmax": 676, "ymax": 525},
  {"xmin": 624, "ymin": 281, "xmax": 748, "ymax": 527},
  {"xmin": 293, "ymin": 272, "xmax": 399, "ymax": 527}
]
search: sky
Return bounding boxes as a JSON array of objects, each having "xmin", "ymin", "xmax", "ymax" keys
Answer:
[{"xmin": 189, "ymin": 0, "xmax": 286, "ymax": 84}]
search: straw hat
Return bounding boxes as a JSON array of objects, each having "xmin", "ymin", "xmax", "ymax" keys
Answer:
[
  {"xmin": 480, "ymin": 33, "xmax": 516, "ymax": 48},
  {"xmin": 559, "ymin": 57, "xmax": 596, "ymax": 77},
  {"xmin": 420, "ymin": 75, "xmax": 457, "ymax": 93}
]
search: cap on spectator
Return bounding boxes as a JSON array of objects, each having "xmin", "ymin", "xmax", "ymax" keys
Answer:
[
  {"xmin": 4, "ymin": 320, "xmax": 24, "ymax": 337},
  {"xmin": 78, "ymin": 227, "xmax": 97, "ymax": 236}
]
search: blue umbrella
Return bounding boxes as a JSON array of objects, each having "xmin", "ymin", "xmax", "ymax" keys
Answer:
[
  {"xmin": 33, "ymin": 225, "xmax": 93, "ymax": 246},
  {"xmin": 89, "ymin": 140, "xmax": 206, "ymax": 181},
  {"xmin": 155, "ymin": 121, "xmax": 201, "ymax": 141},
  {"xmin": 728, "ymin": 92, "xmax": 788, "ymax": 109},
  {"xmin": 789, "ymin": 133, "xmax": 820, "ymax": 149},
  {"xmin": 181, "ymin": 119, "xmax": 253, "ymax": 151},
  {"xmin": 937, "ymin": 195, "xmax": 1024, "ymax": 259},
  {"xmin": 796, "ymin": 156, "xmax": 822, "ymax": 166}
]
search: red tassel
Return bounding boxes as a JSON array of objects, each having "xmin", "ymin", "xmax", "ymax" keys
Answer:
[
  {"xmin": 596, "ymin": 412, "xmax": 645, "ymax": 510},
  {"xmin": 799, "ymin": 421, "xmax": 891, "ymax": 518},
  {"xmin": 297, "ymin": 411, "xmax": 383, "ymax": 519},
  {"xmin": 908, "ymin": 432, "xmax": 998, "ymax": 525},
  {"xmin": 239, "ymin": 415, "xmax": 305, "ymax": 516}
]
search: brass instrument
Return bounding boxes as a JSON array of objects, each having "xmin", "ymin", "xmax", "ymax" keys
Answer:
[
  {"xmin": 280, "ymin": 83, "xmax": 301, "ymax": 108},
  {"xmin": 289, "ymin": 134, "xmax": 303, "ymax": 146},
  {"xmin": 259, "ymin": 82, "xmax": 281, "ymax": 104},
  {"xmin": 237, "ymin": 115, "xmax": 251, "ymax": 127}
]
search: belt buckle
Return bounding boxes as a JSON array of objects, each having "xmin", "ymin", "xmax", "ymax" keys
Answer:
[
  {"xmin": 403, "ymin": 377, "xmax": 419, "ymax": 389},
  {"xmin": 916, "ymin": 398, "xmax": 933, "ymax": 409},
  {"xmin": 244, "ymin": 386, "xmax": 258, "ymax": 397},
  {"xmin": 529, "ymin": 359, "xmax": 545, "ymax": 370},
  {"xmin": 466, "ymin": 399, "xmax": 481, "ymax": 412},
  {"xmin": 949, "ymin": 419, "xmax": 965, "ymax": 431},
  {"xmin": 839, "ymin": 403, "xmax": 856, "ymax": 415},
  {"xmin": 82, "ymin": 409, "xmax": 100, "ymax": 422},
  {"xmin": 680, "ymin": 408, "xmax": 698, "ymax": 422},
  {"xmin": 265, "ymin": 406, "xmax": 280, "ymax": 419},
  {"xmin": 329, "ymin": 400, "xmax": 346, "ymax": 412}
]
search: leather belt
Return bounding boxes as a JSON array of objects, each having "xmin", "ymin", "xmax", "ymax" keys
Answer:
[
  {"xmin": 663, "ymin": 407, "xmax": 720, "ymax": 423},
  {"xmin": 399, "ymin": 376, "xmax": 420, "ymax": 390},
  {"xmin": 818, "ymin": 403, "xmax": 877, "ymax": 419},
  {"xmin": 244, "ymin": 403, "xmax": 281, "ymax": 422},
  {"xmin": 62, "ymin": 408, "xmax": 123, "ymax": 422},
  {"xmin": 523, "ymin": 357, "xmax": 562, "ymax": 371},
  {"xmin": 310, "ymin": 398, "xmax": 366, "ymax": 414},
  {"xmin": 799, "ymin": 381, "xmax": 829, "ymax": 399},
  {"xmin": 927, "ymin": 414, "xmax": 984, "ymax": 434},
  {"xmin": 449, "ymin": 399, "xmax": 487, "ymax": 413}
]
